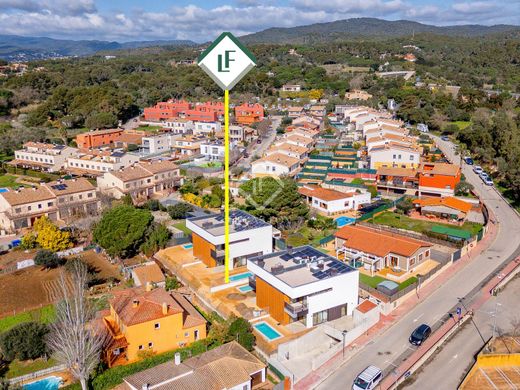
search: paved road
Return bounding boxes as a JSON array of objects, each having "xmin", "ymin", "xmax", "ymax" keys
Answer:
[
  {"xmin": 404, "ymin": 276, "xmax": 520, "ymax": 389},
  {"xmin": 315, "ymin": 137, "xmax": 520, "ymax": 389},
  {"xmin": 236, "ymin": 116, "xmax": 279, "ymax": 171}
]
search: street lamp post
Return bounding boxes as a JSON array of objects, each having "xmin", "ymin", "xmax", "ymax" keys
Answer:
[
  {"xmin": 342, "ymin": 330, "xmax": 348, "ymax": 359},
  {"xmin": 458, "ymin": 297, "xmax": 487, "ymax": 345},
  {"xmin": 492, "ymin": 301, "xmax": 503, "ymax": 340}
]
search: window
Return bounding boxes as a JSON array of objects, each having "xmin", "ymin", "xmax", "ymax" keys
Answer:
[
  {"xmin": 48, "ymin": 202, "xmax": 53, "ymax": 207},
  {"xmin": 184, "ymin": 332, "xmax": 189, "ymax": 337},
  {"xmin": 15, "ymin": 208, "xmax": 21, "ymax": 213},
  {"xmin": 27, "ymin": 206, "xmax": 31, "ymax": 211},
  {"xmin": 410, "ymin": 155, "xmax": 414, "ymax": 160},
  {"xmin": 154, "ymin": 323, "xmax": 160, "ymax": 329},
  {"xmin": 138, "ymin": 345, "xmax": 143, "ymax": 350},
  {"xmin": 38, "ymin": 204, "xmax": 42, "ymax": 209},
  {"xmin": 418, "ymin": 253, "xmax": 423, "ymax": 261},
  {"xmin": 409, "ymin": 257, "xmax": 416, "ymax": 266},
  {"xmin": 425, "ymin": 250, "xmax": 430, "ymax": 258},
  {"xmin": 148, "ymin": 342, "xmax": 153, "ymax": 348},
  {"xmin": 87, "ymin": 193, "xmax": 93, "ymax": 198}
]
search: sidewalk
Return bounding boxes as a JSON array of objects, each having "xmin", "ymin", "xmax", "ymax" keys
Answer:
[{"xmin": 294, "ymin": 212, "xmax": 498, "ymax": 390}]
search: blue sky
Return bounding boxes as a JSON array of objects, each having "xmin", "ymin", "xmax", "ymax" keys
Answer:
[{"xmin": 0, "ymin": 0, "xmax": 518, "ymax": 42}]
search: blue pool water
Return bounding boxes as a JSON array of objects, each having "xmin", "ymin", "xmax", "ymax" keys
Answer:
[
  {"xmin": 254, "ymin": 322, "xmax": 282, "ymax": 341},
  {"xmin": 238, "ymin": 285, "xmax": 253, "ymax": 293},
  {"xmin": 0, "ymin": 188, "xmax": 7, "ymax": 193},
  {"xmin": 24, "ymin": 376, "xmax": 62, "ymax": 390},
  {"xmin": 336, "ymin": 216, "xmax": 356, "ymax": 227},
  {"xmin": 182, "ymin": 243, "xmax": 193, "ymax": 249},
  {"xmin": 229, "ymin": 272, "xmax": 252, "ymax": 282}
]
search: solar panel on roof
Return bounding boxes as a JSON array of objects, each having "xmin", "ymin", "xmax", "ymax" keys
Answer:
[{"xmin": 280, "ymin": 254, "xmax": 292, "ymax": 261}]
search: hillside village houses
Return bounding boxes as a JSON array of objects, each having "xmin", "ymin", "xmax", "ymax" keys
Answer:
[
  {"xmin": 10, "ymin": 142, "xmax": 77, "ymax": 172},
  {"xmin": 345, "ymin": 89, "xmax": 373, "ymax": 101},
  {"xmin": 96, "ymin": 160, "xmax": 180, "ymax": 201},
  {"xmin": 251, "ymin": 153, "xmax": 301, "ymax": 178},
  {"xmin": 172, "ymin": 135, "xmax": 207, "ymax": 158},
  {"xmin": 0, "ymin": 178, "xmax": 99, "ymax": 232},
  {"xmin": 281, "ymin": 84, "xmax": 301, "ymax": 92},
  {"xmin": 65, "ymin": 150, "xmax": 140, "ymax": 176}
]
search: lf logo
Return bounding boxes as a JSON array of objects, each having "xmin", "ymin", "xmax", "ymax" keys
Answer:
[{"xmin": 218, "ymin": 50, "xmax": 235, "ymax": 72}]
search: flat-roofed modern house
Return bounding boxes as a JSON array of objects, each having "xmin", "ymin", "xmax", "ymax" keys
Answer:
[
  {"xmin": 186, "ymin": 210, "xmax": 273, "ymax": 270},
  {"xmin": 96, "ymin": 160, "xmax": 180, "ymax": 202},
  {"xmin": 335, "ymin": 224, "xmax": 432, "ymax": 275},
  {"xmin": 247, "ymin": 246, "xmax": 359, "ymax": 328},
  {"xmin": 122, "ymin": 341, "xmax": 266, "ymax": 390},
  {"xmin": 0, "ymin": 178, "xmax": 99, "ymax": 232},
  {"xmin": 11, "ymin": 142, "xmax": 77, "ymax": 172}
]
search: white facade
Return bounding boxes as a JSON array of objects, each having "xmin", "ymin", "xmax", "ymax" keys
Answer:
[
  {"xmin": 14, "ymin": 144, "xmax": 77, "ymax": 172},
  {"xmin": 160, "ymin": 119, "xmax": 195, "ymax": 134},
  {"xmin": 309, "ymin": 192, "xmax": 371, "ymax": 215},
  {"xmin": 369, "ymin": 147, "xmax": 420, "ymax": 169},
  {"xmin": 200, "ymin": 142, "xmax": 225, "ymax": 161},
  {"xmin": 66, "ymin": 152, "xmax": 140, "ymax": 174},
  {"xmin": 251, "ymin": 156, "xmax": 299, "ymax": 178},
  {"xmin": 141, "ymin": 133, "xmax": 172, "ymax": 155},
  {"xmin": 193, "ymin": 121, "xmax": 222, "ymax": 136}
]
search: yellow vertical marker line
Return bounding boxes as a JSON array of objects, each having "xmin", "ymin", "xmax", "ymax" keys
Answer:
[{"xmin": 224, "ymin": 89, "xmax": 230, "ymax": 284}]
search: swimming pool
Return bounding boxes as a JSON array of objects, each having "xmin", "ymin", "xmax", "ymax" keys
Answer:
[
  {"xmin": 254, "ymin": 322, "xmax": 282, "ymax": 341},
  {"xmin": 229, "ymin": 272, "xmax": 252, "ymax": 282},
  {"xmin": 24, "ymin": 376, "xmax": 62, "ymax": 390},
  {"xmin": 182, "ymin": 243, "xmax": 193, "ymax": 249},
  {"xmin": 0, "ymin": 188, "xmax": 7, "ymax": 193},
  {"xmin": 336, "ymin": 216, "xmax": 356, "ymax": 227},
  {"xmin": 238, "ymin": 285, "xmax": 253, "ymax": 293}
]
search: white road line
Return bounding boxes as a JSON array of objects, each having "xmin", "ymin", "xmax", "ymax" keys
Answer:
[{"xmin": 413, "ymin": 313, "xmax": 424, "ymax": 323}]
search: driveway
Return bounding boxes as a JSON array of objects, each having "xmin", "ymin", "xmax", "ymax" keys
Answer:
[{"xmin": 314, "ymin": 137, "xmax": 520, "ymax": 389}]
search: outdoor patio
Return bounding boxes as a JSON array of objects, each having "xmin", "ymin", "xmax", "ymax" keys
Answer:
[{"xmin": 359, "ymin": 258, "xmax": 440, "ymax": 283}]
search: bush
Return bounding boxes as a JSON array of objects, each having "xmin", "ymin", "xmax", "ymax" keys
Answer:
[
  {"xmin": 167, "ymin": 202, "xmax": 193, "ymax": 219},
  {"xmin": 34, "ymin": 249, "xmax": 63, "ymax": 269},
  {"xmin": 395, "ymin": 197, "xmax": 414, "ymax": 215},
  {"xmin": 140, "ymin": 224, "xmax": 171, "ymax": 256},
  {"xmin": 143, "ymin": 199, "xmax": 165, "ymax": 212},
  {"xmin": 165, "ymin": 276, "xmax": 180, "ymax": 291},
  {"xmin": 227, "ymin": 317, "xmax": 255, "ymax": 351},
  {"xmin": 0, "ymin": 322, "xmax": 49, "ymax": 361}
]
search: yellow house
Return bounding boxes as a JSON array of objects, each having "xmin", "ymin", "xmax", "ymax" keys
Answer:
[{"xmin": 102, "ymin": 288, "xmax": 207, "ymax": 367}]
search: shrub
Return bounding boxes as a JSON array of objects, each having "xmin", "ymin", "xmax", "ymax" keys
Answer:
[
  {"xmin": 227, "ymin": 317, "xmax": 255, "ymax": 351},
  {"xmin": 167, "ymin": 202, "xmax": 194, "ymax": 219},
  {"xmin": 165, "ymin": 276, "xmax": 180, "ymax": 291},
  {"xmin": 0, "ymin": 322, "xmax": 49, "ymax": 361},
  {"xmin": 34, "ymin": 249, "xmax": 63, "ymax": 269}
]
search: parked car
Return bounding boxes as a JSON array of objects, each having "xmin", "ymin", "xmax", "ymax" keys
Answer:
[
  {"xmin": 482, "ymin": 176, "xmax": 494, "ymax": 186},
  {"xmin": 257, "ymin": 139, "xmax": 262, "ymax": 144},
  {"xmin": 409, "ymin": 324, "xmax": 432, "ymax": 346},
  {"xmin": 353, "ymin": 366, "xmax": 383, "ymax": 390},
  {"xmin": 464, "ymin": 157, "xmax": 474, "ymax": 165},
  {"xmin": 479, "ymin": 172, "xmax": 489, "ymax": 180},
  {"xmin": 441, "ymin": 135, "xmax": 450, "ymax": 141},
  {"xmin": 473, "ymin": 165, "xmax": 483, "ymax": 174}
]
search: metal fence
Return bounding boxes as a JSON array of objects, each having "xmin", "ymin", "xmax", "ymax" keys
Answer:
[{"xmin": 357, "ymin": 196, "xmax": 406, "ymax": 222}]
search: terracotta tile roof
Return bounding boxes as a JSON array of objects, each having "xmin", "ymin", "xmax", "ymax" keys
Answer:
[
  {"xmin": 370, "ymin": 142, "xmax": 419, "ymax": 153},
  {"xmin": 124, "ymin": 341, "xmax": 265, "ymax": 390},
  {"xmin": 271, "ymin": 143, "xmax": 308, "ymax": 154},
  {"xmin": 116, "ymin": 133, "xmax": 145, "ymax": 145},
  {"xmin": 335, "ymin": 224, "xmax": 432, "ymax": 258},
  {"xmin": 255, "ymin": 153, "xmax": 300, "ymax": 167},
  {"xmin": 377, "ymin": 167, "xmax": 417, "ymax": 177},
  {"xmin": 111, "ymin": 164, "xmax": 151, "ymax": 182},
  {"xmin": 171, "ymin": 291, "xmax": 206, "ymax": 329},
  {"xmin": 419, "ymin": 163, "xmax": 460, "ymax": 176},
  {"xmin": 286, "ymin": 134, "xmax": 314, "ymax": 144},
  {"xmin": 132, "ymin": 263, "xmax": 165, "ymax": 286},
  {"xmin": 413, "ymin": 196, "xmax": 472, "ymax": 213},
  {"xmin": 0, "ymin": 186, "xmax": 55, "ymax": 206},
  {"xmin": 79, "ymin": 128, "xmax": 123, "ymax": 136},
  {"xmin": 8, "ymin": 159, "xmax": 53, "ymax": 168},
  {"xmin": 356, "ymin": 300, "xmax": 377, "ymax": 314},
  {"xmin": 139, "ymin": 160, "xmax": 179, "ymax": 174},
  {"xmin": 287, "ymin": 106, "xmax": 304, "ymax": 112},
  {"xmin": 299, "ymin": 185, "xmax": 354, "ymax": 202},
  {"xmin": 44, "ymin": 178, "xmax": 95, "ymax": 196}
]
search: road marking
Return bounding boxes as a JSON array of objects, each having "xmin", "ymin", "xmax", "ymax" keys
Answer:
[
  {"xmin": 413, "ymin": 313, "xmax": 424, "ymax": 322},
  {"xmin": 453, "ymin": 354, "xmax": 458, "ymax": 359}
]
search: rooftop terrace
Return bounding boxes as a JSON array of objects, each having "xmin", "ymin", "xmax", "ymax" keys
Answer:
[{"xmin": 188, "ymin": 209, "xmax": 270, "ymax": 236}]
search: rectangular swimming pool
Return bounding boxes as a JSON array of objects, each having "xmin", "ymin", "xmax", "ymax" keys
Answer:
[
  {"xmin": 182, "ymin": 243, "xmax": 193, "ymax": 249},
  {"xmin": 336, "ymin": 216, "xmax": 356, "ymax": 227},
  {"xmin": 238, "ymin": 285, "xmax": 253, "ymax": 293},
  {"xmin": 229, "ymin": 272, "xmax": 252, "ymax": 282},
  {"xmin": 24, "ymin": 376, "xmax": 62, "ymax": 390},
  {"xmin": 254, "ymin": 321, "xmax": 282, "ymax": 341}
]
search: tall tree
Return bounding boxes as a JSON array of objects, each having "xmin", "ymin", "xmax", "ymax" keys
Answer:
[{"xmin": 47, "ymin": 261, "xmax": 107, "ymax": 390}]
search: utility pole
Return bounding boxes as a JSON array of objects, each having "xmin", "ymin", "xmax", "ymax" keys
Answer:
[{"xmin": 458, "ymin": 297, "xmax": 487, "ymax": 345}]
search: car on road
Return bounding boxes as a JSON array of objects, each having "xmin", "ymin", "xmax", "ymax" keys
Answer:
[
  {"xmin": 441, "ymin": 135, "xmax": 450, "ymax": 141},
  {"xmin": 479, "ymin": 171, "xmax": 489, "ymax": 180},
  {"xmin": 481, "ymin": 174, "xmax": 493, "ymax": 186},
  {"xmin": 353, "ymin": 366, "xmax": 383, "ymax": 390},
  {"xmin": 409, "ymin": 324, "xmax": 431, "ymax": 346},
  {"xmin": 473, "ymin": 165, "xmax": 483, "ymax": 174},
  {"xmin": 464, "ymin": 157, "xmax": 474, "ymax": 165},
  {"xmin": 257, "ymin": 139, "xmax": 262, "ymax": 144}
]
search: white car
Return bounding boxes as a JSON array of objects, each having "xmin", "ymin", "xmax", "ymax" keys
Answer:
[
  {"xmin": 353, "ymin": 366, "xmax": 383, "ymax": 390},
  {"xmin": 479, "ymin": 172, "xmax": 489, "ymax": 180},
  {"xmin": 473, "ymin": 166, "xmax": 483, "ymax": 174},
  {"xmin": 483, "ymin": 176, "xmax": 493, "ymax": 186}
]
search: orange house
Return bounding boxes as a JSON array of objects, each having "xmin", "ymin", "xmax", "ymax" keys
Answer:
[
  {"xmin": 76, "ymin": 129, "xmax": 124, "ymax": 149},
  {"xmin": 418, "ymin": 162, "xmax": 461, "ymax": 197},
  {"xmin": 235, "ymin": 103, "xmax": 264, "ymax": 125},
  {"xmin": 143, "ymin": 100, "xmax": 191, "ymax": 121},
  {"xmin": 102, "ymin": 288, "xmax": 206, "ymax": 367}
]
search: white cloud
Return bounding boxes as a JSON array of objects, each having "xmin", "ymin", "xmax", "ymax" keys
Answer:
[{"xmin": 0, "ymin": 0, "xmax": 517, "ymax": 42}]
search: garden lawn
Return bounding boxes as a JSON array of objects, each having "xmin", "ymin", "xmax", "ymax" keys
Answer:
[
  {"xmin": 286, "ymin": 226, "xmax": 334, "ymax": 247},
  {"xmin": 370, "ymin": 211, "xmax": 482, "ymax": 236},
  {"xmin": 173, "ymin": 221, "xmax": 191, "ymax": 235},
  {"xmin": 359, "ymin": 273, "xmax": 418, "ymax": 291},
  {"xmin": 5, "ymin": 358, "xmax": 58, "ymax": 379},
  {"xmin": 0, "ymin": 305, "xmax": 55, "ymax": 333},
  {"xmin": 136, "ymin": 125, "xmax": 162, "ymax": 132},
  {"xmin": 0, "ymin": 174, "xmax": 20, "ymax": 188}
]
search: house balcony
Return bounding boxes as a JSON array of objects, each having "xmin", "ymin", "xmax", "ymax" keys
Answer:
[
  {"xmin": 377, "ymin": 180, "xmax": 417, "ymax": 189},
  {"xmin": 5, "ymin": 207, "xmax": 58, "ymax": 219},
  {"xmin": 248, "ymin": 276, "xmax": 256, "ymax": 290},
  {"xmin": 284, "ymin": 301, "xmax": 308, "ymax": 318}
]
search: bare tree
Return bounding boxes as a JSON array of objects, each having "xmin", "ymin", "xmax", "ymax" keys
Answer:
[{"xmin": 47, "ymin": 261, "xmax": 107, "ymax": 390}]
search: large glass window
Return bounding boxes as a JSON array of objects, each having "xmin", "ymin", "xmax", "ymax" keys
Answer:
[{"xmin": 313, "ymin": 310, "xmax": 328, "ymax": 325}]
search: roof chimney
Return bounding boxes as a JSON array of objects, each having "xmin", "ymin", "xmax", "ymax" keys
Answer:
[
  {"xmin": 132, "ymin": 299, "xmax": 139, "ymax": 308},
  {"xmin": 162, "ymin": 302, "xmax": 168, "ymax": 315},
  {"xmin": 145, "ymin": 282, "xmax": 153, "ymax": 292}
]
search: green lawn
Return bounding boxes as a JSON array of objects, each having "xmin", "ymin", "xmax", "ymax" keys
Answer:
[
  {"xmin": 0, "ymin": 305, "xmax": 56, "ymax": 333},
  {"xmin": 135, "ymin": 125, "xmax": 162, "ymax": 132},
  {"xmin": 370, "ymin": 211, "xmax": 482, "ymax": 236},
  {"xmin": 446, "ymin": 121, "xmax": 471, "ymax": 131},
  {"xmin": 359, "ymin": 273, "xmax": 418, "ymax": 291},
  {"xmin": 286, "ymin": 226, "xmax": 335, "ymax": 247},
  {"xmin": 5, "ymin": 358, "xmax": 58, "ymax": 379},
  {"xmin": 173, "ymin": 221, "xmax": 191, "ymax": 235},
  {"xmin": 0, "ymin": 174, "xmax": 20, "ymax": 188}
]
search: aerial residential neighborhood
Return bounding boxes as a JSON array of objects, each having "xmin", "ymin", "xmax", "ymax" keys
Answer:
[{"xmin": 0, "ymin": 4, "xmax": 519, "ymax": 390}]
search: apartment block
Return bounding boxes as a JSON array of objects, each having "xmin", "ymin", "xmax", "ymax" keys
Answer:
[
  {"xmin": 193, "ymin": 121, "xmax": 222, "ymax": 137},
  {"xmin": 186, "ymin": 210, "xmax": 273, "ymax": 270},
  {"xmin": 11, "ymin": 142, "xmax": 77, "ymax": 172},
  {"xmin": 76, "ymin": 129, "xmax": 124, "ymax": 149},
  {"xmin": 247, "ymin": 245, "xmax": 359, "ymax": 328},
  {"xmin": 141, "ymin": 133, "xmax": 172, "ymax": 155},
  {"xmin": 143, "ymin": 100, "xmax": 191, "ymax": 121},
  {"xmin": 234, "ymin": 103, "xmax": 264, "ymax": 125},
  {"xmin": 97, "ymin": 160, "xmax": 180, "ymax": 201},
  {"xmin": 0, "ymin": 178, "xmax": 99, "ymax": 232},
  {"xmin": 66, "ymin": 150, "xmax": 140, "ymax": 176}
]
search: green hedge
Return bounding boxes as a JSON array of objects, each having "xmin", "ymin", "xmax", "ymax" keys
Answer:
[{"xmin": 61, "ymin": 340, "xmax": 221, "ymax": 390}]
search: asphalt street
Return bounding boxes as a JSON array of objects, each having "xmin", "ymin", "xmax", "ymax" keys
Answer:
[{"xmin": 315, "ymin": 137, "xmax": 520, "ymax": 389}]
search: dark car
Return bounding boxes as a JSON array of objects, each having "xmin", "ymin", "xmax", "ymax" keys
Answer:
[
  {"xmin": 257, "ymin": 139, "xmax": 262, "ymax": 144},
  {"xmin": 464, "ymin": 157, "xmax": 474, "ymax": 165},
  {"xmin": 441, "ymin": 135, "xmax": 450, "ymax": 141},
  {"xmin": 409, "ymin": 324, "xmax": 431, "ymax": 346}
]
